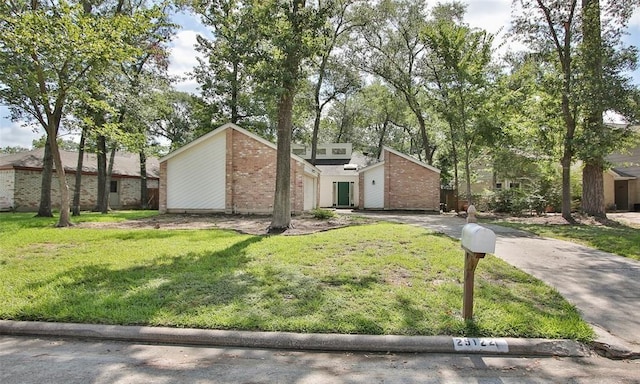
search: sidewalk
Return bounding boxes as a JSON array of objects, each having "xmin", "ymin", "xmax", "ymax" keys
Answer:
[{"xmin": 354, "ymin": 211, "xmax": 640, "ymax": 359}]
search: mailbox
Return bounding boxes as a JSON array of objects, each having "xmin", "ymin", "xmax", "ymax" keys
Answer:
[{"xmin": 461, "ymin": 223, "xmax": 496, "ymax": 254}]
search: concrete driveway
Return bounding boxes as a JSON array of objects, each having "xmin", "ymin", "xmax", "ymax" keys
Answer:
[{"xmin": 352, "ymin": 211, "xmax": 640, "ymax": 356}]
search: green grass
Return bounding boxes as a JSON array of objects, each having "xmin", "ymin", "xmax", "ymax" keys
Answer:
[
  {"xmin": 0, "ymin": 212, "xmax": 593, "ymax": 341},
  {"xmin": 489, "ymin": 221, "xmax": 640, "ymax": 261}
]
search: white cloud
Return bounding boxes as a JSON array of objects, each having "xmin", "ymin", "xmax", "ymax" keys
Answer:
[
  {"xmin": 168, "ymin": 29, "xmax": 205, "ymax": 95},
  {"xmin": 0, "ymin": 108, "xmax": 42, "ymax": 148},
  {"xmin": 463, "ymin": 0, "xmax": 513, "ymax": 36}
]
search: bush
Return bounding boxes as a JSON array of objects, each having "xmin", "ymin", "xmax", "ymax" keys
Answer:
[
  {"xmin": 311, "ymin": 208, "xmax": 336, "ymax": 220},
  {"xmin": 487, "ymin": 188, "xmax": 548, "ymax": 216}
]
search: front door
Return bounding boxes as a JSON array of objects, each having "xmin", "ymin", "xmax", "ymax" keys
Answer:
[
  {"xmin": 615, "ymin": 180, "xmax": 629, "ymax": 211},
  {"xmin": 334, "ymin": 182, "xmax": 353, "ymax": 207}
]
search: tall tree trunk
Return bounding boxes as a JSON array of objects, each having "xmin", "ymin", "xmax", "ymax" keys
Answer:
[
  {"xmin": 95, "ymin": 135, "xmax": 107, "ymax": 212},
  {"xmin": 47, "ymin": 122, "xmax": 72, "ymax": 227},
  {"xmin": 139, "ymin": 150, "xmax": 148, "ymax": 209},
  {"xmin": 102, "ymin": 147, "xmax": 116, "ymax": 213},
  {"xmin": 581, "ymin": 0, "xmax": 606, "ymax": 218},
  {"xmin": 36, "ymin": 139, "xmax": 53, "ymax": 217},
  {"xmin": 72, "ymin": 128, "xmax": 87, "ymax": 216},
  {"xmin": 561, "ymin": 155, "xmax": 573, "ymax": 220},
  {"xmin": 270, "ymin": 89, "xmax": 294, "ymax": 231},
  {"xmin": 582, "ymin": 163, "xmax": 605, "ymax": 215}
]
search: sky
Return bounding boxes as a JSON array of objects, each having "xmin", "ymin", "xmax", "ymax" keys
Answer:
[{"xmin": 1, "ymin": 0, "xmax": 639, "ymax": 149}]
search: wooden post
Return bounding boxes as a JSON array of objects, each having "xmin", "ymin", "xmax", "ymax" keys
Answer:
[{"xmin": 463, "ymin": 249, "xmax": 485, "ymax": 321}]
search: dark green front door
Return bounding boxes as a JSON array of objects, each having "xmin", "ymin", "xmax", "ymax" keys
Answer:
[{"xmin": 337, "ymin": 182, "xmax": 350, "ymax": 206}]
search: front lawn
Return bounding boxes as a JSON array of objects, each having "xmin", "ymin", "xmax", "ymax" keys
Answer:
[
  {"xmin": 490, "ymin": 221, "xmax": 640, "ymax": 261},
  {"xmin": 0, "ymin": 212, "xmax": 593, "ymax": 341}
]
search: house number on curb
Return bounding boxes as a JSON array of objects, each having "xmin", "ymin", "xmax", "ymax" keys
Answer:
[{"xmin": 452, "ymin": 337, "xmax": 509, "ymax": 353}]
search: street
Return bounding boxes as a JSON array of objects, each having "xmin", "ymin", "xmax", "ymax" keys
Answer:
[{"xmin": 1, "ymin": 336, "xmax": 638, "ymax": 383}]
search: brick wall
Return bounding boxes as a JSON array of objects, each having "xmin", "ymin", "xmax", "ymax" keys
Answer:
[
  {"xmin": 9, "ymin": 169, "xmax": 155, "ymax": 212},
  {"xmin": 384, "ymin": 151, "xmax": 440, "ymax": 210},
  {"xmin": 0, "ymin": 170, "xmax": 15, "ymax": 211},
  {"xmin": 227, "ymin": 128, "xmax": 305, "ymax": 214}
]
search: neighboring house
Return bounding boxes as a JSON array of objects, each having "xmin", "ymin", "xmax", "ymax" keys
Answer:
[
  {"xmin": 605, "ymin": 143, "xmax": 640, "ymax": 212},
  {"xmin": 358, "ymin": 146, "xmax": 441, "ymax": 211},
  {"xmin": 159, "ymin": 123, "xmax": 320, "ymax": 214},
  {"xmin": 0, "ymin": 149, "xmax": 159, "ymax": 212}
]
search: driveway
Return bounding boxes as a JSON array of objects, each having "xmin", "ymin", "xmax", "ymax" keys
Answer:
[{"xmin": 351, "ymin": 211, "xmax": 640, "ymax": 354}]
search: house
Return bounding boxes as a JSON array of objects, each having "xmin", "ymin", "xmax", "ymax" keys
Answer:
[
  {"xmin": 0, "ymin": 149, "xmax": 159, "ymax": 212},
  {"xmin": 605, "ymin": 142, "xmax": 640, "ymax": 212},
  {"xmin": 159, "ymin": 123, "xmax": 320, "ymax": 214},
  {"xmin": 291, "ymin": 143, "xmax": 373, "ymax": 208},
  {"xmin": 358, "ymin": 146, "xmax": 441, "ymax": 210},
  {"xmin": 292, "ymin": 143, "xmax": 441, "ymax": 211},
  {"xmin": 161, "ymin": 123, "xmax": 441, "ymax": 215}
]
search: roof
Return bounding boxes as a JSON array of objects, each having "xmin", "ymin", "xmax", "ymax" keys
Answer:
[
  {"xmin": 0, "ymin": 148, "xmax": 159, "ymax": 178},
  {"xmin": 358, "ymin": 147, "xmax": 441, "ymax": 174},
  {"xmin": 160, "ymin": 122, "xmax": 320, "ymax": 176},
  {"xmin": 607, "ymin": 144, "xmax": 640, "ymax": 179},
  {"xmin": 316, "ymin": 152, "xmax": 376, "ymax": 176}
]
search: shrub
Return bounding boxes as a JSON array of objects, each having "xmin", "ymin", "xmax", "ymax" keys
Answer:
[{"xmin": 311, "ymin": 208, "xmax": 336, "ymax": 220}]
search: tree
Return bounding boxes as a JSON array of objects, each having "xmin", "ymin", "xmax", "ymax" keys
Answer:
[
  {"xmin": 512, "ymin": 0, "xmax": 639, "ymax": 220},
  {"xmin": 577, "ymin": 0, "xmax": 639, "ymax": 217},
  {"xmin": 512, "ymin": 0, "xmax": 580, "ymax": 221},
  {"xmin": 194, "ymin": 0, "xmax": 270, "ymax": 130},
  {"xmin": 0, "ymin": 1, "xmax": 149, "ymax": 226},
  {"xmin": 244, "ymin": 0, "xmax": 330, "ymax": 231},
  {"xmin": 353, "ymin": 0, "xmax": 436, "ymax": 164},
  {"xmin": 151, "ymin": 90, "xmax": 208, "ymax": 151},
  {"xmin": 308, "ymin": 0, "xmax": 361, "ymax": 165},
  {"xmin": 422, "ymin": 9, "xmax": 497, "ymax": 206}
]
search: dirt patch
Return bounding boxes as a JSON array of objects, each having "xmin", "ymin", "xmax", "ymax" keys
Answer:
[{"xmin": 78, "ymin": 213, "xmax": 370, "ymax": 236}]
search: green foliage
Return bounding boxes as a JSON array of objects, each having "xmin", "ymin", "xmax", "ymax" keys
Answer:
[
  {"xmin": 310, "ymin": 208, "xmax": 336, "ymax": 220},
  {"xmin": 0, "ymin": 215, "xmax": 593, "ymax": 340}
]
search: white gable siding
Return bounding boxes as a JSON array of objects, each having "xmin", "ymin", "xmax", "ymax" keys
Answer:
[
  {"xmin": 0, "ymin": 170, "xmax": 15, "ymax": 211},
  {"xmin": 166, "ymin": 133, "xmax": 226, "ymax": 210},
  {"xmin": 363, "ymin": 165, "xmax": 384, "ymax": 208}
]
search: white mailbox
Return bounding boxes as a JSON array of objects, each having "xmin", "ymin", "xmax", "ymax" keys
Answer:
[{"xmin": 461, "ymin": 224, "xmax": 496, "ymax": 254}]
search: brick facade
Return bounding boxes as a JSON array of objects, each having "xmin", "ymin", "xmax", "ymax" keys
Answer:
[
  {"xmin": 383, "ymin": 150, "xmax": 440, "ymax": 210},
  {"xmin": 226, "ymin": 127, "xmax": 305, "ymax": 214},
  {"xmin": 358, "ymin": 148, "xmax": 440, "ymax": 211},
  {"xmin": 2, "ymin": 168, "xmax": 158, "ymax": 212}
]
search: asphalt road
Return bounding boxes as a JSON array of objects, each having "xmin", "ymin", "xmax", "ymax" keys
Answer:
[{"xmin": 1, "ymin": 336, "xmax": 639, "ymax": 384}]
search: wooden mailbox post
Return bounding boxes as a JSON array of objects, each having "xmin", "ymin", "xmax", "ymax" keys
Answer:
[{"xmin": 461, "ymin": 223, "xmax": 496, "ymax": 320}]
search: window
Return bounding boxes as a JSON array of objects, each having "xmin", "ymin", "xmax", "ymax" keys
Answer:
[
  {"xmin": 110, "ymin": 180, "xmax": 118, "ymax": 193},
  {"xmin": 495, "ymin": 182, "xmax": 502, "ymax": 190},
  {"xmin": 510, "ymin": 182, "xmax": 520, "ymax": 189},
  {"xmin": 332, "ymin": 148, "xmax": 346, "ymax": 155},
  {"xmin": 317, "ymin": 148, "xmax": 326, "ymax": 155},
  {"xmin": 292, "ymin": 148, "xmax": 306, "ymax": 155}
]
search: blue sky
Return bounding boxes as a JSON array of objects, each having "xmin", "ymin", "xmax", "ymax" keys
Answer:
[{"xmin": 1, "ymin": 1, "xmax": 639, "ymax": 148}]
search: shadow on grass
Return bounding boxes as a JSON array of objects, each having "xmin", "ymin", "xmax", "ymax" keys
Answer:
[{"xmin": 19, "ymin": 236, "xmax": 264, "ymax": 325}]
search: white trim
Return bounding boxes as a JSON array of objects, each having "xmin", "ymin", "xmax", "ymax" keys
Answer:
[{"xmin": 357, "ymin": 160, "xmax": 385, "ymax": 174}]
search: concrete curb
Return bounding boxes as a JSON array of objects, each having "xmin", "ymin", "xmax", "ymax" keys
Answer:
[{"xmin": 0, "ymin": 320, "xmax": 590, "ymax": 357}]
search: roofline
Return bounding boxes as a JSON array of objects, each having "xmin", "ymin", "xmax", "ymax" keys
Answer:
[
  {"xmin": 160, "ymin": 122, "xmax": 320, "ymax": 174},
  {"xmin": 0, "ymin": 165, "xmax": 159, "ymax": 179},
  {"xmin": 358, "ymin": 160, "xmax": 385, "ymax": 173},
  {"xmin": 608, "ymin": 169, "xmax": 637, "ymax": 180},
  {"xmin": 381, "ymin": 146, "xmax": 441, "ymax": 174}
]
